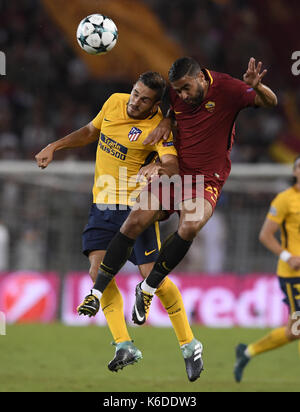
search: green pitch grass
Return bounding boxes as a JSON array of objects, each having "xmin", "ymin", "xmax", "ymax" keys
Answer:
[{"xmin": 0, "ymin": 323, "xmax": 299, "ymax": 392}]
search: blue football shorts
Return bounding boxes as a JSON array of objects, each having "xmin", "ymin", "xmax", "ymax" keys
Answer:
[
  {"xmin": 82, "ymin": 204, "xmax": 161, "ymax": 266},
  {"xmin": 279, "ymin": 276, "xmax": 300, "ymax": 314}
]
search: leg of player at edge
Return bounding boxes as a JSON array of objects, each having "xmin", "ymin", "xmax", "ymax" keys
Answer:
[{"xmin": 234, "ymin": 309, "xmax": 300, "ymax": 383}]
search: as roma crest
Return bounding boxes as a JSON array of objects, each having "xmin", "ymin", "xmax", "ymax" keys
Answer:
[{"xmin": 205, "ymin": 101, "xmax": 215, "ymax": 113}]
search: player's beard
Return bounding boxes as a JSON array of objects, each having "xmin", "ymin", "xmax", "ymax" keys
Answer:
[
  {"xmin": 189, "ymin": 84, "xmax": 205, "ymax": 106},
  {"xmin": 127, "ymin": 103, "xmax": 152, "ymax": 120}
]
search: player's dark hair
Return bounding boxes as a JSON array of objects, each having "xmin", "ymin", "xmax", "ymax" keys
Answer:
[
  {"xmin": 138, "ymin": 71, "xmax": 166, "ymax": 101},
  {"xmin": 168, "ymin": 57, "xmax": 201, "ymax": 82},
  {"xmin": 292, "ymin": 154, "xmax": 300, "ymax": 185}
]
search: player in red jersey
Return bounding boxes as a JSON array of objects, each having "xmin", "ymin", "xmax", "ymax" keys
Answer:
[
  {"xmin": 132, "ymin": 56, "xmax": 276, "ymax": 312},
  {"xmin": 145, "ymin": 57, "xmax": 276, "ymax": 212},
  {"xmin": 79, "ymin": 57, "xmax": 277, "ymax": 381}
]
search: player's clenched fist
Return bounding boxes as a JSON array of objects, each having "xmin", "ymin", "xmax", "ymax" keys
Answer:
[{"xmin": 35, "ymin": 144, "xmax": 54, "ymax": 169}]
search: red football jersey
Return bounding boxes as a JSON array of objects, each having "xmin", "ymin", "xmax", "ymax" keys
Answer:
[{"xmin": 169, "ymin": 69, "xmax": 257, "ymax": 183}]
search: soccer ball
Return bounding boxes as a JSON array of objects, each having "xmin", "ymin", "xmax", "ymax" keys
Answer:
[{"xmin": 76, "ymin": 14, "xmax": 118, "ymax": 55}]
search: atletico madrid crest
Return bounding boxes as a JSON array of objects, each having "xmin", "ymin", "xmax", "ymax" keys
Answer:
[{"xmin": 128, "ymin": 127, "xmax": 142, "ymax": 142}]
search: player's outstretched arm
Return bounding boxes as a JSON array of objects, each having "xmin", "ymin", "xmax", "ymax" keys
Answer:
[
  {"xmin": 35, "ymin": 122, "xmax": 100, "ymax": 169},
  {"xmin": 243, "ymin": 57, "xmax": 278, "ymax": 108}
]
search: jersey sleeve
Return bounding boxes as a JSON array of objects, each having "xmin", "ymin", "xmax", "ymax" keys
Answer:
[
  {"xmin": 267, "ymin": 193, "xmax": 289, "ymax": 224},
  {"xmin": 225, "ymin": 76, "xmax": 257, "ymax": 110},
  {"xmin": 92, "ymin": 107, "xmax": 105, "ymax": 130},
  {"xmin": 155, "ymin": 132, "xmax": 177, "ymax": 158}
]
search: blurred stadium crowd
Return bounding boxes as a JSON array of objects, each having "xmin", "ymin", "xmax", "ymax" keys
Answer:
[{"xmin": 0, "ymin": 0, "xmax": 297, "ymax": 163}]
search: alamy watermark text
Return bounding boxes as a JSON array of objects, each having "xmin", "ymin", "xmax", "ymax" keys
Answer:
[
  {"xmin": 291, "ymin": 311, "xmax": 300, "ymax": 336},
  {"xmin": 0, "ymin": 51, "xmax": 6, "ymax": 75},
  {"xmin": 0, "ymin": 311, "xmax": 6, "ymax": 335},
  {"xmin": 291, "ymin": 51, "xmax": 300, "ymax": 76}
]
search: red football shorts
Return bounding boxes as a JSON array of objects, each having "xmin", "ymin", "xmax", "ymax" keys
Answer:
[{"xmin": 141, "ymin": 174, "xmax": 226, "ymax": 219}]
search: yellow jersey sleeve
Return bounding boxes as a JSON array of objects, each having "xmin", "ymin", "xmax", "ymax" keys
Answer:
[
  {"xmin": 154, "ymin": 134, "xmax": 177, "ymax": 159},
  {"xmin": 267, "ymin": 193, "xmax": 289, "ymax": 224}
]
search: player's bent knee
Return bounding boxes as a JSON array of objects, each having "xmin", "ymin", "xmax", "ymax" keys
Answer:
[
  {"xmin": 178, "ymin": 221, "xmax": 202, "ymax": 241},
  {"xmin": 121, "ymin": 219, "xmax": 142, "ymax": 238},
  {"xmin": 121, "ymin": 214, "xmax": 148, "ymax": 238}
]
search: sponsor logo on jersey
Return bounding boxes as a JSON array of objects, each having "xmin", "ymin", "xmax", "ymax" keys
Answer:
[
  {"xmin": 100, "ymin": 133, "xmax": 128, "ymax": 154},
  {"xmin": 128, "ymin": 127, "xmax": 142, "ymax": 142},
  {"xmin": 99, "ymin": 133, "xmax": 128, "ymax": 161},
  {"xmin": 163, "ymin": 141, "xmax": 174, "ymax": 147}
]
